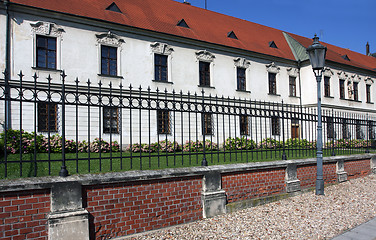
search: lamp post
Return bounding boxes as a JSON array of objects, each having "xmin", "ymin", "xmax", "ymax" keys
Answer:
[{"xmin": 306, "ymin": 35, "xmax": 327, "ymax": 195}]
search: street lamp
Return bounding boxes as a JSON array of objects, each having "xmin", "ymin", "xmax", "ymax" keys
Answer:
[{"xmin": 307, "ymin": 35, "xmax": 327, "ymax": 195}]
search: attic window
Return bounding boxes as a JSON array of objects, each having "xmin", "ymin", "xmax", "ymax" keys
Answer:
[
  {"xmin": 227, "ymin": 31, "xmax": 238, "ymax": 40},
  {"xmin": 341, "ymin": 55, "xmax": 350, "ymax": 61},
  {"xmin": 177, "ymin": 19, "xmax": 189, "ymax": 28},
  {"xmin": 269, "ymin": 41, "xmax": 278, "ymax": 49},
  {"xmin": 106, "ymin": 2, "xmax": 122, "ymax": 13}
]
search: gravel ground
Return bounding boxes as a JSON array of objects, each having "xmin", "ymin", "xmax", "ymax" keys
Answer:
[{"xmin": 127, "ymin": 174, "xmax": 376, "ymax": 240}]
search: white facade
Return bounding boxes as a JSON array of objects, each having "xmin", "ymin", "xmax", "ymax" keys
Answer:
[{"xmin": 1, "ymin": 1, "xmax": 376, "ymax": 144}]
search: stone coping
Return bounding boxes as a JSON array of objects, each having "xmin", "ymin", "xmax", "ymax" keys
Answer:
[{"xmin": 0, "ymin": 153, "xmax": 374, "ymax": 193}]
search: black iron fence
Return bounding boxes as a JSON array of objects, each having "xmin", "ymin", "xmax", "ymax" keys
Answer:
[{"xmin": 0, "ymin": 71, "xmax": 375, "ymax": 178}]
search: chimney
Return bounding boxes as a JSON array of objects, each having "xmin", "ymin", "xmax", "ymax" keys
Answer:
[
  {"xmin": 366, "ymin": 42, "xmax": 370, "ymax": 55},
  {"xmin": 183, "ymin": 0, "xmax": 191, "ymax": 5}
]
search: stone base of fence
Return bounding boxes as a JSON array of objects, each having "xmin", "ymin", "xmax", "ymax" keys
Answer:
[{"xmin": 0, "ymin": 154, "xmax": 375, "ymax": 240}]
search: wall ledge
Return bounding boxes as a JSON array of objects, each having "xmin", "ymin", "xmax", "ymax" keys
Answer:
[{"xmin": 1, "ymin": 153, "xmax": 375, "ymax": 193}]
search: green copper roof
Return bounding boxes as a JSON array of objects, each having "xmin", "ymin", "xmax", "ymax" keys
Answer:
[{"xmin": 283, "ymin": 32, "xmax": 309, "ymax": 62}]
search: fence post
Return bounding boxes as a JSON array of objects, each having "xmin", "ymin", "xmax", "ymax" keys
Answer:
[
  {"xmin": 281, "ymin": 100, "xmax": 287, "ymax": 160},
  {"xmin": 59, "ymin": 71, "xmax": 68, "ymax": 177},
  {"xmin": 201, "ymin": 89, "xmax": 208, "ymax": 166}
]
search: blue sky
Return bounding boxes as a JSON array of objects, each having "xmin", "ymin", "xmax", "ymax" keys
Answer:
[{"xmin": 176, "ymin": 0, "xmax": 376, "ymax": 55}]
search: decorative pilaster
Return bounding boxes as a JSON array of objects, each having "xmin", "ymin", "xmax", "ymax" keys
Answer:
[
  {"xmin": 48, "ymin": 182, "xmax": 89, "ymax": 240},
  {"xmin": 202, "ymin": 171, "xmax": 226, "ymax": 218},
  {"xmin": 336, "ymin": 160, "xmax": 348, "ymax": 182},
  {"xmin": 285, "ymin": 164, "xmax": 301, "ymax": 193}
]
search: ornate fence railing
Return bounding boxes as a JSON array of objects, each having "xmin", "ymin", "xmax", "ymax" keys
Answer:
[{"xmin": 0, "ymin": 71, "xmax": 374, "ymax": 178}]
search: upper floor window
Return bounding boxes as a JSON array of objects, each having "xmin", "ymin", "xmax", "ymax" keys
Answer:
[
  {"xmin": 199, "ymin": 61, "xmax": 211, "ymax": 87},
  {"xmin": 31, "ymin": 21, "xmax": 64, "ymax": 70},
  {"xmin": 36, "ymin": 35, "xmax": 57, "ymax": 69},
  {"xmin": 101, "ymin": 45, "xmax": 117, "ymax": 76},
  {"xmin": 237, "ymin": 67, "xmax": 246, "ymax": 91},
  {"xmin": 324, "ymin": 76, "xmax": 330, "ymax": 97},
  {"xmin": 154, "ymin": 54, "xmax": 168, "ymax": 82},
  {"xmin": 366, "ymin": 84, "xmax": 371, "ymax": 103},
  {"xmin": 268, "ymin": 72, "xmax": 277, "ymax": 95},
  {"xmin": 289, "ymin": 76, "xmax": 296, "ymax": 97},
  {"xmin": 38, "ymin": 102, "xmax": 58, "ymax": 132},
  {"xmin": 353, "ymin": 82, "xmax": 359, "ymax": 101},
  {"xmin": 103, "ymin": 107, "xmax": 119, "ymax": 133},
  {"xmin": 339, "ymin": 80, "xmax": 345, "ymax": 99}
]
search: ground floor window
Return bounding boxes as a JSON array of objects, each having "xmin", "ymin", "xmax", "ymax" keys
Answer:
[
  {"xmin": 38, "ymin": 102, "xmax": 58, "ymax": 132},
  {"xmin": 202, "ymin": 113, "xmax": 213, "ymax": 135},
  {"xmin": 271, "ymin": 116, "xmax": 280, "ymax": 136},
  {"xmin": 103, "ymin": 107, "xmax": 119, "ymax": 133},
  {"xmin": 157, "ymin": 110, "xmax": 171, "ymax": 134}
]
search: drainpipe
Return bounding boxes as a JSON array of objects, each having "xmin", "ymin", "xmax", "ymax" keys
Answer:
[{"xmin": 4, "ymin": 0, "xmax": 11, "ymax": 129}]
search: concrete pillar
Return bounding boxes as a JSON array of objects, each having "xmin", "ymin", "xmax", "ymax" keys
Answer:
[
  {"xmin": 285, "ymin": 164, "xmax": 301, "ymax": 193},
  {"xmin": 371, "ymin": 156, "xmax": 376, "ymax": 174},
  {"xmin": 201, "ymin": 171, "xmax": 226, "ymax": 218},
  {"xmin": 336, "ymin": 160, "xmax": 348, "ymax": 182},
  {"xmin": 48, "ymin": 182, "xmax": 89, "ymax": 240}
]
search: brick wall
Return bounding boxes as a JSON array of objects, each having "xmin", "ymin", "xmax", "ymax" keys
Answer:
[
  {"xmin": 222, "ymin": 168, "xmax": 285, "ymax": 203},
  {"xmin": 297, "ymin": 163, "xmax": 337, "ymax": 188},
  {"xmin": 0, "ymin": 189, "xmax": 50, "ymax": 240},
  {"xmin": 345, "ymin": 159, "xmax": 371, "ymax": 179},
  {"xmin": 84, "ymin": 177, "xmax": 202, "ymax": 239}
]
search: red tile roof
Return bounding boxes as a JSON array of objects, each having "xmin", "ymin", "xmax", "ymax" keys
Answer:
[
  {"xmin": 288, "ymin": 33, "xmax": 376, "ymax": 72},
  {"xmin": 8, "ymin": 0, "xmax": 376, "ymax": 72},
  {"xmin": 9, "ymin": 0, "xmax": 296, "ymax": 60}
]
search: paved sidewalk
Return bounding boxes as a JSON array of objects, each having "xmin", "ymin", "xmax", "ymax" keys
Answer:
[{"xmin": 331, "ymin": 217, "xmax": 376, "ymax": 240}]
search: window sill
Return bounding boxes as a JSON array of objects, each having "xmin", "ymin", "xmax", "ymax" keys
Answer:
[
  {"xmin": 289, "ymin": 95, "xmax": 300, "ymax": 98},
  {"xmin": 152, "ymin": 80, "xmax": 173, "ymax": 84},
  {"xmin": 366, "ymin": 102, "xmax": 374, "ymax": 104},
  {"xmin": 98, "ymin": 74, "xmax": 123, "ymax": 79},
  {"xmin": 268, "ymin": 93, "xmax": 281, "ymax": 96},
  {"xmin": 236, "ymin": 90, "xmax": 251, "ymax": 93},
  {"xmin": 198, "ymin": 85, "xmax": 215, "ymax": 89},
  {"xmin": 324, "ymin": 96, "xmax": 334, "ymax": 98},
  {"xmin": 32, "ymin": 67, "xmax": 62, "ymax": 72}
]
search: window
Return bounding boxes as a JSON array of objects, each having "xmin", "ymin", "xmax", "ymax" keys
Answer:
[
  {"xmin": 268, "ymin": 72, "xmax": 277, "ymax": 95},
  {"xmin": 342, "ymin": 119, "xmax": 350, "ymax": 139},
  {"xmin": 101, "ymin": 45, "xmax": 117, "ymax": 76},
  {"xmin": 103, "ymin": 107, "xmax": 119, "ymax": 133},
  {"xmin": 202, "ymin": 113, "xmax": 213, "ymax": 135},
  {"xmin": 38, "ymin": 102, "xmax": 58, "ymax": 132},
  {"xmin": 289, "ymin": 76, "xmax": 296, "ymax": 97},
  {"xmin": 157, "ymin": 110, "xmax": 171, "ymax": 134},
  {"xmin": 353, "ymin": 82, "xmax": 359, "ymax": 101},
  {"xmin": 237, "ymin": 67, "xmax": 246, "ymax": 91},
  {"xmin": 36, "ymin": 35, "xmax": 57, "ymax": 69},
  {"xmin": 356, "ymin": 120, "xmax": 363, "ymax": 139},
  {"xmin": 327, "ymin": 117, "xmax": 334, "ymax": 139},
  {"xmin": 240, "ymin": 115, "xmax": 249, "ymax": 135},
  {"xmin": 324, "ymin": 76, "xmax": 330, "ymax": 97},
  {"xmin": 271, "ymin": 117, "xmax": 280, "ymax": 136},
  {"xmin": 291, "ymin": 118, "xmax": 299, "ymax": 139},
  {"xmin": 199, "ymin": 61, "xmax": 210, "ymax": 87},
  {"xmin": 154, "ymin": 54, "xmax": 168, "ymax": 81},
  {"xmin": 368, "ymin": 121, "xmax": 375, "ymax": 140},
  {"xmin": 366, "ymin": 84, "xmax": 371, "ymax": 103},
  {"xmin": 339, "ymin": 80, "xmax": 345, "ymax": 99}
]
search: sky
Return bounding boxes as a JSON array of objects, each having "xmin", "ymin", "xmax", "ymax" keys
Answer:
[{"xmin": 175, "ymin": 0, "xmax": 376, "ymax": 55}]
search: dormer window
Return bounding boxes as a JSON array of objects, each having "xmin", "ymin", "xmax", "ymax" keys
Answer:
[
  {"xmin": 269, "ymin": 41, "xmax": 278, "ymax": 49},
  {"xmin": 341, "ymin": 55, "xmax": 350, "ymax": 61},
  {"xmin": 227, "ymin": 31, "xmax": 238, "ymax": 40},
  {"xmin": 177, "ymin": 19, "xmax": 189, "ymax": 28},
  {"xmin": 106, "ymin": 2, "xmax": 122, "ymax": 13}
]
